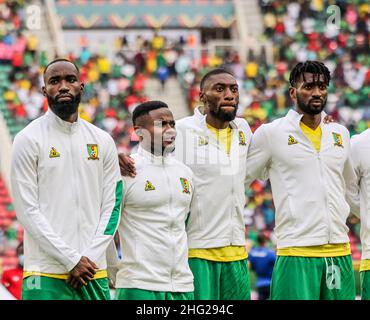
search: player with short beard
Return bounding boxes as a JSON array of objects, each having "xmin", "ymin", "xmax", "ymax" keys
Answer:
[
  {"xmin": 11, "ymin": 59, "xmax": 122, "ymax": 300},
  {"xmin": 245, "ymin": 61, "xmax": 360, "ymax": 300}
]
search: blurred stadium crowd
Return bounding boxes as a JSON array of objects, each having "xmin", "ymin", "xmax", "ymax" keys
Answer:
[{"xmin": 0, "ymin": 0, "xmax": 368, "ymax": 297}]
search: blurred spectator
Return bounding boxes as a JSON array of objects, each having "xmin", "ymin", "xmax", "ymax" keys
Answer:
[
  {"xmin": 248, "ymin": 233, "xmax": 276, "ymax": 300},
  {"xmin": 1, "ymin": 242, "xmax": 23, "ymax": 300}
]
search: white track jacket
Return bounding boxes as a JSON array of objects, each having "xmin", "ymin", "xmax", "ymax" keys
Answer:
[
  {"xmin": 175, "ymin": 107, "xmax": 253, "ymax": 249},
  {"xmin": 245, "ymin": 109, "xmax": 359, "ymax": 248},
  {"xmin": 11, "ymin": 110, "xmax": 122, "ymax": 274},
  {"xmin": 351, "ymin": 129, "xmax": 370, "ymax": 259},
  {"xmin": 113, "ymin": 147, "xmax": 194, "ymax": 292}
]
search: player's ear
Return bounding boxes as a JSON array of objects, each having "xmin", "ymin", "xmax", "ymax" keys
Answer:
[
  {"xmin": 42, "ymin": 86, "xmax": 46, "ymax": 97},
  {"xmin": 134, "ymin": 126, "xmax": 142, "ymax": 137},
  {"xmin": 289, "ymin": 86, "xmax": 297, "ymax": 103},
  {"xmin": 199, "ymin": 91, "xmax": 206, "ymax": 104}
]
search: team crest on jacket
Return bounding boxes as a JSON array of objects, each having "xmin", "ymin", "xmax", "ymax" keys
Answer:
[
  {"xmin": 145, "ymin": 180, "xmax": 155, "ymax": 191},
  {"xmin": 87, "ymin": 144, "xmax": 99, "ymax": 160},
  {"xmin": 49, "ymin": 147, "xmax": 60, "ymax": 158},
  {"xmin": 288, "ymin": 135, "xmax": 298, "ymax": 145},
  {"xmin": 198, "ymin": 136, "xmax": 209, "ymax": 146},
  {"xmin": 238, "ymin": 131, "xmax": 246, "ymax": 145},
  {"xmin": 180, "ymin": 177, "xmax": 190, "ymax": 194},
  {"xmin": 332, "ymin": 132, "xmax": 343, "ymax": 148}
]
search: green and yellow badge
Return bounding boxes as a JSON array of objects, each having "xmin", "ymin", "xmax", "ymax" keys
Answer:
[
  {"xmin": 288, "ymin": 135, "xmax": 298, "ymax": 145},
  {"xmin": 198, "ymin": 136, "xmax": 209, "ymax": 146},
  {"xmin": 49, "ymin": 147, "xmax": 60, "ymax": 158},
  {"xmin": 332, "ymin": 132, "xmax": 343, "ymax": 148},
  {"xmin": 180, "ymin": 177, "xmax": 190, "ymax": 194},
  {"xmin": 87, "ymin": 144, "xmax": 99, "ymax": 160},
  {"xmin": 145, "ymin": 180, "xmax": 155, "ymax": 191},
  {"xmin": 238, "ymin": 131, "xmax": 246, "ymax": 145}
]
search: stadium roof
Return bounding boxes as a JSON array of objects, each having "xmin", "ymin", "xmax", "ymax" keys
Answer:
[{"xmin": 55, "ymin": 0, "xmax": 235, "ymax": 29}]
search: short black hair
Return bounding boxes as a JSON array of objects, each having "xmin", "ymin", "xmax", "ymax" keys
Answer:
[
  {"xmin": 200, "ymin": 68, "xmax": 235, "ymax": 91},
  {"xmin": 289, "ymin": 60, "xmax": 331, "ymax": 87},
  {"xmin": 43, "ymin": 58, "xmax": 80, "ymax": 76},
  {"xmin": 132, "ymin": 100, "xmax": 169, "ymax": 125}
]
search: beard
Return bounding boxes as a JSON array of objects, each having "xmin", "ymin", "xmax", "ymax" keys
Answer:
[
  {"xmin": 47, "ymin": 93, "xmax": 81, "ymax": 120},
  {"xmin": 297, "ymin": 93, "xmax": 327, "ymax": 115},
  {"xmin": 210, "ymin": 105, "xmax": 238, "ymax": 122}
]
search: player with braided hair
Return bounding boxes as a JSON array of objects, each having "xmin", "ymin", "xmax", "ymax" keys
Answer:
[{"xmin": 245, "ymin": 60, "xmax": 360, "ymax": 300}]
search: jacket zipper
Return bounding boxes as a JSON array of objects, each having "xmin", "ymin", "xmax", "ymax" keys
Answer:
[
  {"xmin": 317, "ymin": 148, "xmax": 332, "ymax": 243},
  {"xmin": 70, "ymin": 133, "xmax": 80, "ymax": 251},
  {"xmin": 300, "ymin": 123, "xmax": 332, "ymax": 243}
]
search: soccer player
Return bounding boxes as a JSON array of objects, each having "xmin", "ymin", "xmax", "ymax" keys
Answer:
[
  {"xmin": 10, "ymin": 59, "xmax": 122, "ymax": 300},
  {"xmin": 351, "ymin": 129, "xmax": 370, "ymax": 300},
  {"xmin": 245, "ymin": 60, "xmax": 360, "ymax": 300},
  {"xmin": 120, "ymin": 69, "xmax": 253, "ymax": 300},
  {"xmin": 107, "ymin": 101, "xmax": 194, "ymax": 300}
]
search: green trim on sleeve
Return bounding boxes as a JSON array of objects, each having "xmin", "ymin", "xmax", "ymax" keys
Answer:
[{"xmin": 104, "ymin": 180, "xmax": 123, "ymax": 235}]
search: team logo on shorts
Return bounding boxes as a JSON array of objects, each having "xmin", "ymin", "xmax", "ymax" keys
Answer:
[
  {"xmin": 332, "ymin": 132, "xmax": 343, "ymax": 148},
  {"xmin": 198, "ymin": 136, "xmax": 209, "ymax": 146},
  {"xmin": 180, "ymin": 177, "xmax": 190, "ymax": 194},
  {"xmin": 49, "ymin": 147, "xmax": 60, "ymax": 158},
  {"xmin": 288, "ymin": 135, "xmax": 298, "ymax": 145},
  {"xmin": 238, "ymin": 131, "xmax": 246, "ymax": 145},
  {"xmin": 145, "ymin": 180, "xmax": 155, "ymax": 191},
  {"xmin": 87, "ymin": 144, "xmax": 99, "ymax": 160}
]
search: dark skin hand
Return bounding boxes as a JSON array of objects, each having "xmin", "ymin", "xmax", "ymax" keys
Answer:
[
  {"xmin": 118, "ymin": 115, "xmax": 334, "ymax": 177},
  {"xmin": 323, "ymin": 114, "xmax": 334, "ymax": 124},
  {"xmin": 119, "ymin": 153, "xmax": 136, "ymax": 177},
  {"xmin": 67, "ymin": 256, "xmax": 98, "ymax": 289}
]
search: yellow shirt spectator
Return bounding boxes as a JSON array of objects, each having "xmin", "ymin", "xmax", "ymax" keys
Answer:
[
  {"xmin": 97, "ymin": 57, "xmax": 110, "ymax": 74},
  {"xmin": 245, "ymin": 61, "xmax": 258, "ymax": 78}
]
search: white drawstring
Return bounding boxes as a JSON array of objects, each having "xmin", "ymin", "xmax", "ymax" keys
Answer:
[
  {"xmin": 331, "ymin": 257, "xmax": 335, "ymax": 287},
  {"xmin": 325, "ymin": 257, "xmax": 335, "ymax": 288}
]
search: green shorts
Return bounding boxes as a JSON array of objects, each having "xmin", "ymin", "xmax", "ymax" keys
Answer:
[
  {"xmin": 271, "ymin": 255, "xmax": 355, "ymax": 300},
  {"xmin": 115, "ymin": 288, "xmax": 194, "ymax": 300},
  {"xmin": 360, "ymin": 270, "xmax": 370, "ymax": 300},
  {"xmin": 188, "ymin": 258, "xmax": 250, "ymax": 300},
  {"xmin": 22, "ymin": 276, "xmax": 111, "ymax": 300}
]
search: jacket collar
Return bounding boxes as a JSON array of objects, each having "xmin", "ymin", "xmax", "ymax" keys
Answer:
[
  {"xmin": 45, "ymin": 109, "xmax": 80, "ymax": 134},
  {"xmin": 137, "ymin": 145, "xmax": 171, "ymax": 165},
  {"xmin": 286, "ymin": 108, "xmax": 327, "ymax": 129}
]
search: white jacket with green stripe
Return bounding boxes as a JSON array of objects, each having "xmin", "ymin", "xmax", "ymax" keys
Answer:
[
  {"xmin": 112, "ymin": 146, "xmax": 194, "ymax": 292},
  {"xmin": 351, "ymin": 129, "xmax": 370, "ymax": 259},
  {"xmin": 10, "ymin": 109, "xmax": 122, "ymax": 274}
]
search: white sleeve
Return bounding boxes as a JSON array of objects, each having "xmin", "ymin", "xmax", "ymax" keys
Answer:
[
  {"xmin": 245, "ymin": 125, "xmax": 272, "ymax": 187},
  {"xmin": 346, "ymin": 138, "xmax": 361, "ymax": 218},
  {"xmin": 106, "ymin": 239, "xmax": 120, "ymax": 285},
  {"xmin": 10, "ymin": 133, "xmax": 82, "ymax": 271},
  {"xmin": 82, "ymin": 136, "xmax": 123, "ymax": 264}
]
